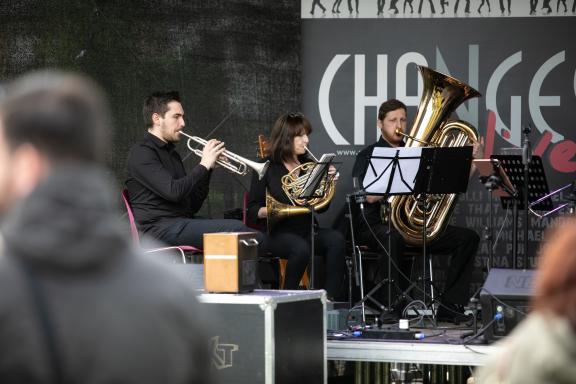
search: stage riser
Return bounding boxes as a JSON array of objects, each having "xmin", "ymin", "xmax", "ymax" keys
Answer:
[
  {"xmin": 346, "ymin": 362, "xmax": 471, "ymax": 384},
  {"xmin": 199, "ymin": 290, "xmax": 326, "ymax": 384}
]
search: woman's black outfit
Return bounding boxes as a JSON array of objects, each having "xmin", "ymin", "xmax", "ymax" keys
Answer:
[{"xmin": 247, "ymin": 156, "xmax": 345, "ymax": 299}]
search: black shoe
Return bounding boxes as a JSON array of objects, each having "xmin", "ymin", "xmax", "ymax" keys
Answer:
[{"xmin": 436, "ymin": 302, "xmax": 472, "ymax": 325}]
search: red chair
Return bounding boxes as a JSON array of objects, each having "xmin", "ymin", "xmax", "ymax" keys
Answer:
[{"xmin": 121, "ymin": 189, "xmax": 201, "ymax": 263}]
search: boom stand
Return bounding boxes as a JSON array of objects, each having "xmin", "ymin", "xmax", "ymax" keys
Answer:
[{"xmin": 475, "ymin": 158, "xmax": 517, "ymax": 271}]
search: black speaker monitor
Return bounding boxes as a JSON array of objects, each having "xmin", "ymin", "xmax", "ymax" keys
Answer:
[{"xmin": 480, "ymin": 268, "xmax": 536, "ymax": 343}]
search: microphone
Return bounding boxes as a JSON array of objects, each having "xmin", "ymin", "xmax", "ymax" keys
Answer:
[
  {"xmin": 522, "ymin": 124, "xmax": 532, "ymax": 166},
  {"xmin": 352, "ymin": 176, "xmax": 366, "ymax": 211}
]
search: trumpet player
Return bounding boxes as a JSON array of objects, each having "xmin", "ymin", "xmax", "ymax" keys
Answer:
[
  {"xmin": 246, "ymin": 112, "xmax": 346, "ymax": 300},
  {"xmin": 351, "ymin": 98, "xmax": 481, "ymax": 324},
  {"xmin": 125, "ymin": 91, "xmax": 263, "ymax": 249}
]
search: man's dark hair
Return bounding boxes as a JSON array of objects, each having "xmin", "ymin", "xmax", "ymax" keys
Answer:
[
  {"xmin": 0, "ymin": 71, "xmax": 110, "ymax": 163},
  {"xmin": 142, "ymin": 91, "xmax": 180, "ymax": 129},
  {"xmin": 378, "ymin": 98, "xmax": 407, "ymax": 121}
]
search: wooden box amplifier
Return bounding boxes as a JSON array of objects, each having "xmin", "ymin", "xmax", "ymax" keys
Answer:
[{"xmin": 203, "ymin": 232, "xmax": 259, "ymax": 293}]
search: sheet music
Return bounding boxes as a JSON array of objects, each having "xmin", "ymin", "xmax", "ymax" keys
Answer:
[
  {"xmin": 300, "ymin": 153, "xmax": 335, "ymax": 198},
  {"xmin": 363, "ymin": 147, "xmax": 422, "ymax": 195}
]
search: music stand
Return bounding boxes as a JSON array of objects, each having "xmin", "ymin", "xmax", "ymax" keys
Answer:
[
  {"xmin": 296, "ymin": 153, "xmax": 336, "ymax": 290},
  {"xmin": 364, "ymin": 146, "xmax": 473, "ymax": 317},
  {"xmin": 359, "ymin": 146, "xmax": 422, "ymax": 322},
  {"xmin": 491, "ymin": 155, "xmax": 551, "ymax": 269}
]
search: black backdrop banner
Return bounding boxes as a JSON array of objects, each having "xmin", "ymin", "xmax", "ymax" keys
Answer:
[
  {"xmin": 0, "ymin": 1, "xmax": 301, "ymax": 218},
  {"xmin": 302, "ymin": 4, "xmax": 575, "ymax": 295}
]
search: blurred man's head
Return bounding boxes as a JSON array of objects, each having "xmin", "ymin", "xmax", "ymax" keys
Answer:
[{"xmin": 0, "ymin": 71, "xmax": 110, "ymax": 213}]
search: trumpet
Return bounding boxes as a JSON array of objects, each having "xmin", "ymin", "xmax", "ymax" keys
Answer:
[{"xmin": 179, "ymin": 131, "xmax": 269, "ymax": 180}]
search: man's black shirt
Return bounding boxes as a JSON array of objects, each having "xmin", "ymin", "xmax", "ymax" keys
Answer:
[{"xmin": 125, "ymin": 132, "xmax": 211, "ymax": 231}]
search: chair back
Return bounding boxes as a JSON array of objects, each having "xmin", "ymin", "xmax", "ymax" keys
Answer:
[
  {"xmin": 121, "ymin": 189, "xmax": 202, "ymax": 257},
  {"xmin": 121, "ymin": 189, "xmax": 141, "ymax": 247}
]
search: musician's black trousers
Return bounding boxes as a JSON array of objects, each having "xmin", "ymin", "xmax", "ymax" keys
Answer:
[
  {"xmin": 143, "ymin": 217, "xmax": 267, "ymax": 253},
  {"xmin": 359, "ymin": 224, "xmax": 479, "ymax": 306},
  {"xmin": 268, "ymin": 228, "xmax": 346, "ymax": 299}
]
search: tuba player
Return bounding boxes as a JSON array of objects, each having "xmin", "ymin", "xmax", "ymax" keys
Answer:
[{"xmin": 352, "ymin": 98, "xmax": 482, "ymax": 323}]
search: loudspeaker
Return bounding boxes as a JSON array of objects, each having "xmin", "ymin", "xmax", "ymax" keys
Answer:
[
  {"xmin": 480, "ymin": 268, "xmax": 536, "ymax": 343},
  {"xmin": 203, "ymin": 232, "xmax": 259, "ymax": 293}
]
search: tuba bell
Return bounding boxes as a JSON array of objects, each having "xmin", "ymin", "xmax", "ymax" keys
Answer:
[{"xmin": 388, "ymin": 66, "xmax": 481, "ymax": 245}]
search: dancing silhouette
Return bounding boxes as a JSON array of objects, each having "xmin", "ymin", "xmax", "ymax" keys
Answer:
[
  {"xmin": 478, "ymin": 0, "xmax": 491, "ymax": 12},
  {"xmin": 404, "ymin": 0, "xmax": 414, "ymax": 13},
  {"xmin": 542, "ymin": 0, "xmax": 552, "ymax": 12},
  {"xmin": 454, "ymin": 0, "xmax": 471, "ymax": 13},
  {"xmin": 499, "ymin": 0, "xmax": 511, "ymax": 13},
  {"xmin": 348, "ymin": 0, "xmax": 359, "ymax": 13},
  {"xmin": 418, "ymin": 0, "xmax": 436, "ymax": 13},
  {"xmin": 311, "ymin": 0, "xmax": 326, "ymax": 15},
  {"xmin": 557, "ymin": 0, "xmax": 567, "ymax": 12},
  {"xmin": 530, "ymin": 0, "xmax": 539, "ymax": 14},
  {"xmin": 378, "ymin": 0, "xmax": 386, "ymax": 14},
  {"xmin": 332, "ymin": 0, "xmax": 343, "ymax": 13},
  {"xmin": 439, "ymin": 0, "xmax": 450, "ymax": 13},
  {"xmin": 390, "ymin": 0, "xmax": 400, "ymax": 13}
]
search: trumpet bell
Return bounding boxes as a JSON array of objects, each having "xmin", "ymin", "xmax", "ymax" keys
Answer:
[{"xmin": 245, "ymin": 158, "xmax": 270, "ymax": 181}]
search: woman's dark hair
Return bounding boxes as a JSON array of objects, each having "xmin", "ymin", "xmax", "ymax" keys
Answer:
[
  {"xmin": 267, "ymin": 112, "xmax": 312, "ymax": 163},
  {"xmin": 142, "ymin": 91, "xmax": 180, "ymax": 129}
]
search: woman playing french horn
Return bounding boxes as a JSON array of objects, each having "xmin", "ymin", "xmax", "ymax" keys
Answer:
[{"xmin": 247, "ymin": 112, "xmax": 345, "ymax": 300}]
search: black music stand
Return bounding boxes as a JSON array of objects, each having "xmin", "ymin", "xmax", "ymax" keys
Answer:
[
  {"xmin": 491, "ymin": 155, "xmax": 551, "ymax": 269},
  {"xmin": 475, "ymin": 158, "xmax": 518, "ymax": 271},
  {"xmin": 363, "ymin": 146, "xmax": 473, "ymax": 319},
  {"xmin": 358, "ymin": 146, "xmax": 424, "ymax": 324},
  {"xmin": 297, "ymin": 153, "xmax": 336, "ymax": 290}
]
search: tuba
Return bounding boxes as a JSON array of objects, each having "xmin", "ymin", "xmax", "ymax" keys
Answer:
[{"xmin": 388, "ymin": 66, "xmax": 481, "ymax": 245}]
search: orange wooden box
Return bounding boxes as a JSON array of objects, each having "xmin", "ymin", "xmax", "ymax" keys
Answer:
[{"xmin": 203, "ymin": 232, "xmax": 259, "ymax": 293}]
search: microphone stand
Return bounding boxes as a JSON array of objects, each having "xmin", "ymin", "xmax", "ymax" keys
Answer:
[
  {"xmin": 522, "ymin": 125, "xmax": 532, "ymax": 269},
  {"xmin": 350, "ymin": 177, "xmax": 368, "ymax": 325},
  {"xmin": 480, "ymin": 174, "xmax": 499, "ymax": 271}
]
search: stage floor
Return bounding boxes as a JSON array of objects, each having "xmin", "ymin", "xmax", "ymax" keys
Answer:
[{"xmin": 327, "ymin": 326, "xmax": 499, "ymax": 366}]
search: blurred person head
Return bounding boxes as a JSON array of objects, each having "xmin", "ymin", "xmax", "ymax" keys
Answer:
[
  {"xmin": 533, "ymin": 216, "xmax": 576, "ymax": 329},
  {"xmin": 0, "ymin": 70, "xmax": 110, "ymax": 214}
]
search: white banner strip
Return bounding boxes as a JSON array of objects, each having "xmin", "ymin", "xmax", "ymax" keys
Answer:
[{"xmin": 204, "ymin": 255, "xmax": 237, "ymax": 260}]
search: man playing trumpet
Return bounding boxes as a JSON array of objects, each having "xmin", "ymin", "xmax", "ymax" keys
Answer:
[{"xmin": 125, "ymin": 91, "xmax": 262, "ymax": 249}]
